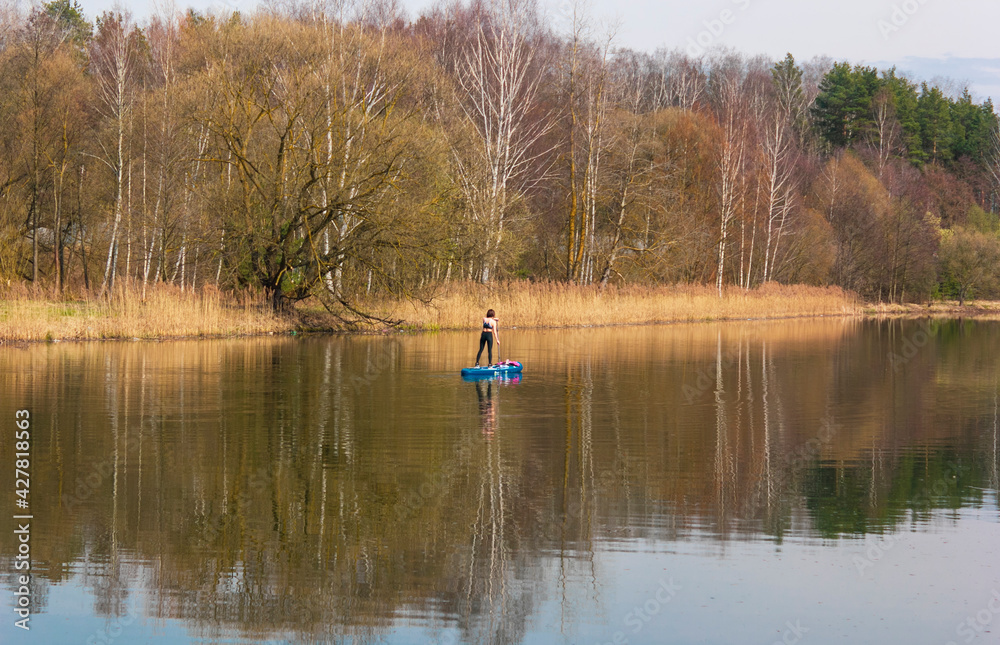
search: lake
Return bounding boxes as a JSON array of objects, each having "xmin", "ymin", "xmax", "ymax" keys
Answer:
[{"xmin": 1, "ymin": 318, "xmax": 999, "ymax": 644}]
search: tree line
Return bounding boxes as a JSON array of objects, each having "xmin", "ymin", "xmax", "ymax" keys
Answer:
[{"xmin": 3, "ymin": 0, "xmax": 1000, "ymax": 309}]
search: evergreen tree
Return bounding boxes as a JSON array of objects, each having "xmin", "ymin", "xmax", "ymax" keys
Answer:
[
  {"xmin": 881, "ymin": 69, "xmax": 921, "ymax": 164},
  {"xmin": 812, "ymin": 62, "xmax": 854, "ymax": 148},
  {"xmin": 917, "ymin": 83, "xmax": 953, "ymax": 165},
  {"xmin": 949, "ymin": 89, "xmax": 997, "ymax": 163},
  {"xmin": 43, "ymin": 0, "xmax": 92, "ymax": 51},
  {"xmin": 813, "ymin": 63, "xmax": 879, "ymax": 149}
]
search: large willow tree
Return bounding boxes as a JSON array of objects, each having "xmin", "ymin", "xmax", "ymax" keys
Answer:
[{"xmin": 196, "ymin": 15, "xmax": 433, "ymax": 310}]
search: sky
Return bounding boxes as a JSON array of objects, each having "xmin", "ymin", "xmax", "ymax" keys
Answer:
[{"xmin": 73, "ymin": 0, "xmax": 1000, "ymax": 102}]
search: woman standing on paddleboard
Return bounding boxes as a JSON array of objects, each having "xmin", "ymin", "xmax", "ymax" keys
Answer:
[{"xmin": 475, "ymin": 309, "xmax": 500, "ymax": 367}]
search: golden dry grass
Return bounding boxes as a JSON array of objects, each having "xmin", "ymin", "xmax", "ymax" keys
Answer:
[
  {"xmin": 381, "ymin": 281, "xmax": 861, "ymax": 330},
  {"xmin": 0, "ymin": 282, "xmax": 285, "ymax": 342},
  {"xmin": 864, "ymin": 299, "xmax": 1000, "ymax": 319},
  {"xmin": 0, "ymin": 280, "xmax": 862, "ymax": 342}
]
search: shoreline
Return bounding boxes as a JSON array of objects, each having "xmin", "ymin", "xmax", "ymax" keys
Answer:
[
  {"xmin": 864, "ymin": 301, "xmax": 1000, "ymax": 319},
  {"xmin": 1, "ymin": 311, "xmax": 859, "ymax": 347},
  {"xmin": 2, "ymin": 281, "xmax": 998, "ymax": 345}
]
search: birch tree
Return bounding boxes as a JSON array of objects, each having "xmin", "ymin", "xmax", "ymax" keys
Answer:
[
  {"xmin": 651, "ymin": 50, "xmax": 706, "ymax": 111},
  {"xmin": 91, "ymin": 10, "xmax": 141, "ymax": 294},
  {"xmin": 710, "ymin": 57, "xmax": 752, "ymax": 296},
  {"xmin": 563, "ymin": 4, "xmax": 613, "ymax": 285},
  {"xmin": 321, "ymin": 1, "xmax": 405, "ymax": 298},
  {"xmin": 870, "ymin": 87, "xmax": 902, "ymax": 178},
  {"xmin": 141, "ymin": 11, "xmax": 181, "ymax": 298},
  {"xmin": 453, "ymin": 0, "xmax": 550, "ymax": 283},
  {"xmin": 759, "ymin": 54, "xmax": 803, "ymax": 284}
]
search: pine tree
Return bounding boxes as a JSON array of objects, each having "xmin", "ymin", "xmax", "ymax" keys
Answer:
[
  {"xmin": 813, "ymin": 63, "xmax": 878, "ymax": 149},
  {"xmin": 917, "ymin": 83, "xmax": 953, "ymax": 165},
  {"xmin": 881, "ymin": 68, "xmax": 921, "ymax": 164},
  {"xmin": 812, "ymin": 62, "xmax": 853, "ymax": 148}
]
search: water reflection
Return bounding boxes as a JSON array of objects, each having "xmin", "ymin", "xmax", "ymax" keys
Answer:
[
  {"xmin": 475, "ymin": 380, "xmax": 497, "ymax": 439},
  {"xmin": 0, "ymin": 319, "xmax": 999, "ymax": 643}
]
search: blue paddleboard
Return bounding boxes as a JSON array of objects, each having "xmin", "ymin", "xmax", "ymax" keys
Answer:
[{"xmin": 461, "ymin": 360, "xmax": 523, "ymax": 378}]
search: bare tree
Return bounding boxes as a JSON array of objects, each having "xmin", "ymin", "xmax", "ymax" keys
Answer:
[
  {"xmin": 710, "ymin": 56, "xmax": 752, "ymax": 296},
  {"xmin": 17, "ymin": 8, "xmax": 64, "ymax": 285},
  {"xmin": 141, "ymin": 9, "xmax": 182, "ymax": 299},
  {"xmin": 869, "ymin": 87, "xmax": 902, "ymax": 178},
  {"xmin": 661, "ymin": 50, "xmax": 706, "ymax": 110},
  {"xmin": 92, "ymin": 10, "xmax": 140, "ymax": 295},
  {"xmin": 453, "ymin": 0, "xmax": 551, "ymax": 283},
  {"xmin": 760, "ymin": 55, "xmax": 803, "ymax": 283},
  {"xmin": 988, "ymin": 124, "xmax": 1000, "ymax": 210},
  {"xmin": 598, "ymin": 53, "xmax": 656, "ymax": 287},
  {"xmin": 643, "ymin": 49, "xmax": 706, "ymax": 111},
  {"xmin": 284, "ymin": 0, "xmax": 424, "ymax": 299},
  {"xmin": 564, "ymin": 2, "xmax": 614, "ymax": 284}
]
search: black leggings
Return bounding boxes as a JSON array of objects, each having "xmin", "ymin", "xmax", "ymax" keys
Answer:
[{"xmin": 476, "ymin": 331, "xmax": 494, "ymax": 365}]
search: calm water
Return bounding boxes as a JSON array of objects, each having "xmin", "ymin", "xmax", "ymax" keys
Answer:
[{"xmin": 2, "ymin": 319, "xmax": 1000, "ymax": 645}]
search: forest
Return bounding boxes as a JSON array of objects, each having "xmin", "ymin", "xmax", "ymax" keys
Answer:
[{"xmin": 3, "ymin": 0, "xmax": 1000, "ymax": 311}]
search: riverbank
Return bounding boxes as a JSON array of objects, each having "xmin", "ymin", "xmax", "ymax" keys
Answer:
[
  {"xmin": 865, "ymin": 300, "xmax": 1000, "ymax": 319},
  {"xmin": 0, "ymin": 283, "xmax": 285, "ymax": 343},
  {"xmin": 0, "ymin": 281, "xmax": 860, "ymax": 343}
]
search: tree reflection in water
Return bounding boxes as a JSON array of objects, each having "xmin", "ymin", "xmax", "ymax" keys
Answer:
[{"xmin": 1, "ymin": 321, "xmax": 999, "ymax": 642}]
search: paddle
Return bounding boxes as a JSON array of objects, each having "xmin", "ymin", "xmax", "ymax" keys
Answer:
[{"xmin": 496, "ymin": 323, "xmax": 502, "ymax": 366}]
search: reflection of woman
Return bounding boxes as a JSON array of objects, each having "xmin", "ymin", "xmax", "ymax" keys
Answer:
[
  {"xmin": 476, "ymin": 379, "xmax": 497, "ymax": 438},
  {"xmin": 474, "ymin": 309, "xmax": 500, "ymax": 367}
]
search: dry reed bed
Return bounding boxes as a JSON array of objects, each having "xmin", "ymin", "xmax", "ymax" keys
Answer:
[
  {"xmin": 385, "ymin": 282, "xmax": 860, "ymax": 330},
  {"xmin": 0, "ymin": 283, "xmax": 284, "ymax": 342},
  {"xmin": 0, "ymin": 281, "xmax": 859, "ymax": 342},
  {"xmin": 865, "ymin": 300, "xmax": 1000, "ymax": 319}
]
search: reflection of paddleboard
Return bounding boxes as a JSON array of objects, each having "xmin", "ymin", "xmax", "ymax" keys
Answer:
[
  {"xmin": 461, "ymin": 360, "xmax": 523, "ymax": 379},
  {"xmin": 463, "ymin": 372, "xmax": 522, "ymax": 384}
]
